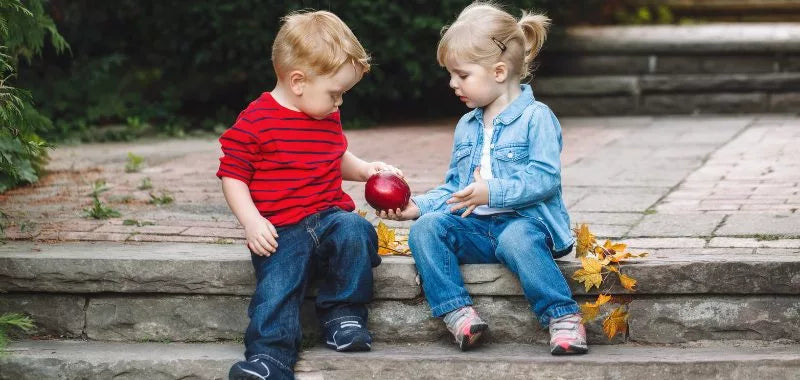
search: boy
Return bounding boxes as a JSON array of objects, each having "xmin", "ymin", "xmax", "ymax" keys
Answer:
[{"xmin": 218, "ymin": 10, "xmax": 400, "ymax": 380}]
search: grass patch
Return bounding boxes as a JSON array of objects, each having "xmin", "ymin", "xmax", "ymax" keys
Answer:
[{"xmin": 125, "ymin": 152, "xmax": 145, "ymax": 173}]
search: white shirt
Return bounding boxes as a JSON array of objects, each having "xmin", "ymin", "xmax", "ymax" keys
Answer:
[{"xmin": 473, "ymin": 125, "xmax": 514, "ymax": 215}]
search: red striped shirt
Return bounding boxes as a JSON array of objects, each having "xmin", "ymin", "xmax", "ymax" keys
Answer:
[{"xmin": 216, "ymin": 92, "xmax": 355, "ymax": 226}]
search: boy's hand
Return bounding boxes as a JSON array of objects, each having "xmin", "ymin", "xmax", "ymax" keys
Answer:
[
  {"xmin": 377, "ymin": 200, "xmax": 420, "ymax": 221},
  {"xmin": 244, "ymin": 217, "xmax": 279, "ymax": 256},
  {"xmin": 447, "ymin": 168, "xmax": 489, "ymax": 217},
  {"xmin": 365, "ymin": 161, "xmax": 404, "ymax": 179}
]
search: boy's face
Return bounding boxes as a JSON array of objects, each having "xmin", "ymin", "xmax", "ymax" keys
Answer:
[
  {"xmin": 298, "ymin": 63, "xmax": 361, "ymax": 120},
  {"xmin": 444, "ymin": 58, "xmax": 502, "ymax": 109}
]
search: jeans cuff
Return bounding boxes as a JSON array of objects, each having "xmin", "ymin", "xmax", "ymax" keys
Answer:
[
  {"xmin": 430, "ymin": 296, "xmax": 472, "ymax": 318},
  {"xmin": 319, "ymin": 304, "xmax": 368, "ymax": 325},
  {"xmin": 538, "ymin": 303, "xmax": 580, "ymax": 326}
]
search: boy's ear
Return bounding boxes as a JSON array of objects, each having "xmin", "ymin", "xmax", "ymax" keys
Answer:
[
  {"xmin": 288, "ymin": 70, "xmax": 307, "ymax": 96},
  {"xmin": 493, "ymin": 62, "xmax": 508, "ymax": 83}
]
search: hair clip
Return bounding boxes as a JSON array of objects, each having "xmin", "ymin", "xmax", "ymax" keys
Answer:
[{"xmin": 491, "ymin": 37, "xmax": 507, "ymax": 52}]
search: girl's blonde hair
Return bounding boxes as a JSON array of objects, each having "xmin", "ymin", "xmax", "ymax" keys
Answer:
[
  {"xmin": 272, "ymin": 10, "xmax": 371, "ymax": 78},
  {"xmin": 437, "ymin": 2, "xmax": 550, "ymax": 80}
]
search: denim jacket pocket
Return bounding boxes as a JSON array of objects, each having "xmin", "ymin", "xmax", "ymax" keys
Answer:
[
  {"xmin": 453, "ymin": 142, "xmax": 473, "ymax": 184},
  {"xmin": 493, "ymin": 144, "xmax": 529, "ymax": 177}
]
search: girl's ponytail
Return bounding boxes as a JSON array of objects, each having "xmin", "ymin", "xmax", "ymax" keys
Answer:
[{"xmin": 517, "ymin": 12, "xmax": 550, "ymax": 79}]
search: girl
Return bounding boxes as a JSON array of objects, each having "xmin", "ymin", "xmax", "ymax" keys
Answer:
[{"xmin": 379, "ymin": 2, "xmax": 586, "ymax": 355}]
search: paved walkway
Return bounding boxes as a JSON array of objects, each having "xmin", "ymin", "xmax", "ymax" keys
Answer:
[{"xmin": 1, "ymin": 115, "xmax": 799, "ymax": 254}]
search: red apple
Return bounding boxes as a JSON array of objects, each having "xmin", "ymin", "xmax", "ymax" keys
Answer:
[{"xmin": 365, "ymin": 171, "xmax": 411, "ymax": 211}]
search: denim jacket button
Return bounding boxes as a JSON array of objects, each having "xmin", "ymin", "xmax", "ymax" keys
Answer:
[{"xmin": 507, "ymin": 152, "xmax": 514, "ymax": 158}]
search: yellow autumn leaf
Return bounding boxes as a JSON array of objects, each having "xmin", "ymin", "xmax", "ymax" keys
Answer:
[
  {"xmin": 376, "ymin": 221, "xmax": 396, "ymax": 255},
  {"xmin": 573, "ymin": 224, "xmax": 596, "ymax": 258},
  {"xmin": 572, "ymin": 269, "xmax": 603, "ymax": 292},
  {"xmin": 579, "ymin": 294, "xmax": 612, "ymax": 322},
  {"xmin": 606, "ymin": 265, "xmax": 619, "ymax": 273},
  {"xmin": 618, "ymin": 273, "xmax": 637, "ymax": 291},
  {"xmin": 356, "ymin": 209, "xmax": 368, "ymax": 218},
  {"xmin": 603, "ymin": 306, "xmax": 629, "ymax": 339},
  {"xmin": 581, "ymin": 257, "xmax": 603, "ymax": 274}
]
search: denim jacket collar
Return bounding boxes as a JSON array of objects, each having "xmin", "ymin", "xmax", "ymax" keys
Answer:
[{"xmin": 470, "ymin": 84, "xmax": 535, "ymax": 126}]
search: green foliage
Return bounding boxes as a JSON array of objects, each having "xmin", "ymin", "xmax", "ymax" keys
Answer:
[
  {"xmin": 84, "ymin": 179, "xmax": 120, "ymax": 219},
  {"xmin": 125, "ymin": 152, "xmax": 144, "ymax": 173},
  {"xmin": 17, "ymin": 0, "xmax": 606, "ymax": 141},
  {"xmin": 148, "ymin": 191, "xmax": 173, "ymax": 205},
  {"xmin": 0, "ymin": 312, "xmax": 34, "ymax": 354},
  {"xmin": 123, "ymin": 219, "xmax": 154, "ymax": 227},
  {"xmin": 0, "ymin": 0, "xmax": 68, "ymax": 192},
  {"xmin": 138, "ymin": 177, "xmax": 152, "ymax": 190}
]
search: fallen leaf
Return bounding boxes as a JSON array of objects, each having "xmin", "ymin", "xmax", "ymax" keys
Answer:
[
  {"xmin": 579, "ymin": 294, "xmax": 612, "ymax": 322},
  {"xmin": 603, "ymin": 306, "xmax": 628, "ymax": 339},
  {"xmin": 573, "ymin": 224, "xmax": 596, "ymax": 258},
  {"xmin": 618, "ymin": 273, "xmax": 637, "ymax": 291},
  {"xmin": 376, "ymin": 221, "xmax": 396, "ymax": 255}
]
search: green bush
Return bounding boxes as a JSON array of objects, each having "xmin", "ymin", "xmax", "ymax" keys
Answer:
[
  {"xmin": 0, "ymin": 0, "xmax": 67, "ymax": 192},
  {"xmin": 18, "ymin": 0, "xmax": 606, "ymax": 140}
]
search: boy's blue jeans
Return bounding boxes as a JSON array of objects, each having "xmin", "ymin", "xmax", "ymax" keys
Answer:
[
  {"xmin": 244, "ymin": 207, "xmax": 380, "ymax": 373},
  {"xmin": 409, "ymin": 212, "xmax": 577, "ymax": 326}
]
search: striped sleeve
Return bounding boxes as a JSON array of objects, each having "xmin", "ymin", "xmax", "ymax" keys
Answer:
[{"xmin": 216, "ymin": 122, "xmax": 260, "ymax": 184}]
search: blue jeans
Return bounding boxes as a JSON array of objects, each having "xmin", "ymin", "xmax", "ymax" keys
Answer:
[
  {"xmin": 408, "ymin": 212, "xmax": 577, "ymax": 326},
  {"xmin": 244, "ymin": 207, "xmax": 380, "ymax": 373}
]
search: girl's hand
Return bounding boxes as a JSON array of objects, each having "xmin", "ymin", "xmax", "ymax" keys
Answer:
[
  {"xmin": 447, "ymin": 168, "xmax": 489, "ymax": 217},
  {"xmin": 377, "ymin": 200, "xmax": 420, "ymax": 221},
  {"xmin": 244, "ymin": 217, "xmax": 279, "ymax": 256},
  {"xmin": 365, "ymin": 161, "xmax": 404, "ymax": 179}
]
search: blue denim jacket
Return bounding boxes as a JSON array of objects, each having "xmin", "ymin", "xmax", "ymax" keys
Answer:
[{"xmin": 412, "ymin": 84, "xmax": 574, "ymax": 252}]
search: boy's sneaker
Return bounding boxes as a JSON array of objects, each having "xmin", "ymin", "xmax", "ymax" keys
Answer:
[
  {"xmin": 229, "ymin": 355, "xmax": 290, "ymax": 379},
  {"xmin": 322, "ymin": 316, "xmax": 372, "ymax": 352},
  {"xmin": 549, "ymin": 313, "xmax": 588, "ymax": 355},
  {"xmin": 443, "ymin": 306, "xmax": 489, "ymax": 351}
]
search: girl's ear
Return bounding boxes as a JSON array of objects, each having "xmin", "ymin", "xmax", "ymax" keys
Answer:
[
  {"xmin": 288, "ymin": 70, "xmax": 307, "ymax": 96},
  {"xmin": 493, "ymin": 62, "xmax": 508, "ymax": 83}
]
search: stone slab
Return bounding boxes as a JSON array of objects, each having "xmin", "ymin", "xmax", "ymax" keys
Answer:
[
  {"xmin": 0, "ymin": 294, "xmax": 84, "ymax": 338},
  {"xmin": 534, "ymin": 76, "xmax": 639, "ymax": 96},
  {"xmin": 3, "ymin": 340, "xmax": 800, "ymax": 380},
  {"xmin": 640, "ymin": 73, "xmax": 800, "ymax": 92},
  {"xmin": 2, "ymin": 242, "xmax": 799, "ymax": 299},
  {"xmin": 551, "ymin": 24, "xmax": 800, "ymax": 54},
  {"xmin": 629, "ymin": 296, "xmax": 800, "ymax": 343}
]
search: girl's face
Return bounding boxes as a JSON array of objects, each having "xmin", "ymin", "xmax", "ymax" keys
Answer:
[{"xmin": 444, "ymin": 58, "xmax": 502, "ymax": 109}]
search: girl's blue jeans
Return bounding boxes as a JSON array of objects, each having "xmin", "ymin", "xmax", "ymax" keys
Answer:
[
  {"xmin": 408, "ymin": 212, "xmax": 578, "ymax": 326},
  {"xmin": 244, "ymin": 207, "xmax": 380, "ymax": 372}
]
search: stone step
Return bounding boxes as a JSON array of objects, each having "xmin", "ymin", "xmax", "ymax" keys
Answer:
[
  {"xmin": 531, "ymin": 73, "xmax": 800, "ymax": 116},
  {"xmin": 2, "ymin": 340, "xmax": 799, "ymax": 380},
  {"xmin": 549, "ymin": 23, "xmax": 800, "ymax": 55},
  {"xmin": 1, "ymin": 242, "xmax": 798, "ymax": 345}
]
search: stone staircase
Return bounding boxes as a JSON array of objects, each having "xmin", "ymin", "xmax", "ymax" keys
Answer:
[
  {"xmin": 536, "ymin": 23, "xmax": 800, "ymax": 116},
  {"xmin": 1, "ymin": 240, "xmax": 799, "ymax": 379}
]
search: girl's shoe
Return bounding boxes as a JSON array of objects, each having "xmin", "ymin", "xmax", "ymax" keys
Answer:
[
  {"xmin": 549, "ymin": 313, "xmax": 588, "ymax": 355},
  {"xmin": 443, "ymin": 306, "xmax": 489, "ymax": 351}
]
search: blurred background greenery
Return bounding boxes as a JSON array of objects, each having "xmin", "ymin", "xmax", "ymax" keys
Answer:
[{"xmin": 4, "ymin": 0, "xmax": 795, "ymax": 190}]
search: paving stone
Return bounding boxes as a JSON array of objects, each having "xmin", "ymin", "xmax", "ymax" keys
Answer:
[
  {"xmin": 629, "ymin": 296, "xmax": 800, "ymax": 343},
  {"xmin": 570, "ymin": 192, "xmax": 667, "ymax": 213},
  {"xmin": 708, "ymin": 237, "xmax": 800, "ymax": 248},
  {"xmin": 627, "ymin": 213, "xmax": 724, "ymax": 237},
  {"xmin": 716, "ymin": 214, "xmax": 800, "ymax": 237}
]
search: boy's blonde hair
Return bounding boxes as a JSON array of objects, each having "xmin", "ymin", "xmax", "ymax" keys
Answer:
[
  {"xmin": 437, "ymin": 2, "xmax": 550, "ymax": 80},
  {"xmin": 272, "ymin": 10, "xmax": 370, "ymax": 78}
]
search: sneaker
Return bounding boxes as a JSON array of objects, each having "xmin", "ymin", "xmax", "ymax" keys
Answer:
[
  {"xmin": 549, "ymin": 313, "xmax": 588, "ymax": 355},
  {"xmin": 443, "ymin": 306, "xmax": 488, "ymax": 351},
  {"xmin": 322, "ymin": 316, "xmax": 372, "ymax": 352},
  {"xmin": 229, "ymin": 356, "xmax": 290, "ymax": 379}
]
